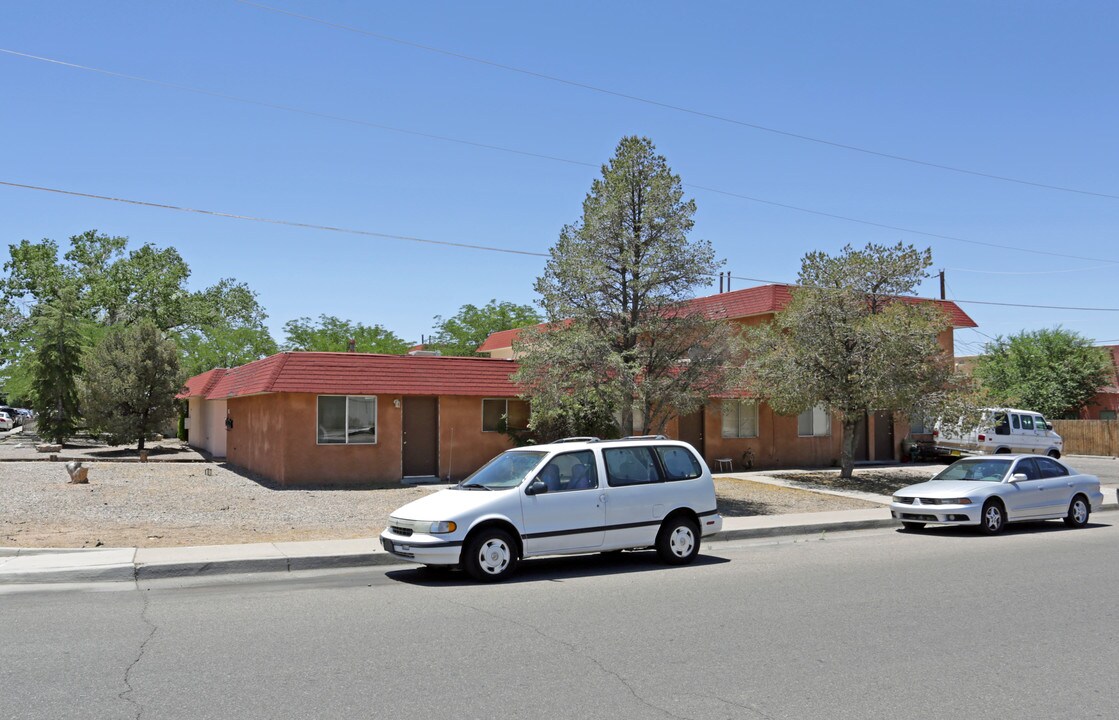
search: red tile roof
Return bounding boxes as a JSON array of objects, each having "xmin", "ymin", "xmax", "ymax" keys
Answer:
[
  {"xmin": 180, "ymin": 352, "xmax": 520, "ymax": 399},
  {"xmin": 476, "ymin": 284, "xmax": 977, "ymax": 353},
  {"xmin": 177, "ymin": 368, "xmax": 227, "ymax": 399}
]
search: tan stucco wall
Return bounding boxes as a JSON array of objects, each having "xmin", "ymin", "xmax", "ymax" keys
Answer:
[{"xmin": 186, "ymin": 397, "xmax": 227, "ymax": 458}]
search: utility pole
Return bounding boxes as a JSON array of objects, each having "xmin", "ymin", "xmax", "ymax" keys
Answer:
[{"xmin": 939, "ymin": 269, "xmax": 946, "ymax": 300}]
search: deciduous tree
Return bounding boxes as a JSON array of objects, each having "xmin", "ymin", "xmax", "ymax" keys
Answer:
[
  {"xmin": 282, "ymin": 315, "xmax": 411, "ymax": 354},
  {"xmin": 743, "ymin": 242, "xmax": 957, "ymax": 478},
  {"xmin": 974, "ymin": 328, "xmax": 1111, "ymax": 418},
  {"xmin": 427, "ymin": 299, "xmax": 540, "ymax": 356}
]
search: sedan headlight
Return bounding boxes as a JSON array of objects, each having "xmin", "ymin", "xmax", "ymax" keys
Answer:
[
  {"xmin": 935, "ymin": 498, "xmax": 972, "ymax": 505},
  {"xmin": 427, "ymin": 521, "xmax": 458, "ymax": 534}
]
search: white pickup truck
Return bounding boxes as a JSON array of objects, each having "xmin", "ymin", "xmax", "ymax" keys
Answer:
[{"xmin": 933, "ymin": 407, "xmax": 1063, "ymax": 459}]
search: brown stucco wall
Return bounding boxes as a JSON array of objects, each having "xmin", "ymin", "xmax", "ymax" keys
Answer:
[
  {"xmin": 224, "ymin": 393, "xmax": 517, "ymax": 487},
  {"xmin": 702, "ymin": 401, "xmax": 841, "ymax": 471},
  {"xmin": 439, "ymin": 396, "xmax": 517, "ymax": 483}
]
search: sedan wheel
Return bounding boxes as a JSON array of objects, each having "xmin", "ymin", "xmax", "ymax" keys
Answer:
[
  {"xmin": 1063, "ymin": 496, "xmax": 1090, "ymax": 528},
  {"xmin": 1047, "ymin": 449, "xmax": 1061, "ymax": 459},
  {"xmin": 980, "ymin": 500, "xmax": 1005, "ymax": 534}
]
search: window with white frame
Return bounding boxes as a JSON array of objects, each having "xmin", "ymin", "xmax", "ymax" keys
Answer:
[
  {"xmin": 317, "ymin": 396, "xmax": 376, "ymax": 444},
  {"xmin": 721, "ymin": 399, "xmax": 758, "ymax": 438},
  {"xmin": 482, "ymin": 398, "xmax": 529, "ymax": 432},
  {"xmin": 797, "ymin": 405, "xmax": 831, "ymax": 437}
]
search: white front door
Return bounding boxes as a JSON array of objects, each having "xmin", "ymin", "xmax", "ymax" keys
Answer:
[{"xmin": 519, "ymin": 450, "xmax": 605, "ymax": 555}]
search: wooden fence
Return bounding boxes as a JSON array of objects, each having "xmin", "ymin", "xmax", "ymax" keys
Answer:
[{"xmin": 1051, "ymin": 420, "xmax": 1119, "ymax": 457}]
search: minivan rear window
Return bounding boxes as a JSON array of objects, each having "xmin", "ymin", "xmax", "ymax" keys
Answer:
[{"xmin": 656, "ymin": 446, "xmax": 702, "ymax": 481}]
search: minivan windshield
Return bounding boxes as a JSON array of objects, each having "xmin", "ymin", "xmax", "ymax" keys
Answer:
[
  {"xmin": 932, "ymin": 458, "xmax": 1011, "ymax": 483},
  {"xmin": 458, "ymin": 451, "xmax": 547, "ymax": 490}
]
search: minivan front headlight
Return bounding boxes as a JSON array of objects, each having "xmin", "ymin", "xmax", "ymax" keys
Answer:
[{"xmin": 427, "ymin": 521, "xmax": 458, "ymax": 534}]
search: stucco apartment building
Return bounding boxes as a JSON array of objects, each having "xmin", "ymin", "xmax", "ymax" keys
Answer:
[
  {"xmin": 479, "ymin": 283, "xmax": 976, "ymax": 474},
  {"xmin": 181, "ymin": 284, "xmax": 975, "ymax": 486}
]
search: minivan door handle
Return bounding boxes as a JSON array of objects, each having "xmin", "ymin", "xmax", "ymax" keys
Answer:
[{"xmin": 598, "ymin": 493, "xmax": 607, "ymax": 503}]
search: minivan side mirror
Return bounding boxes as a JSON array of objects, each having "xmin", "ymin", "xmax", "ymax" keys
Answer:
[
  {"xmin": 526, "ymin": 479, "xmax": 548, "ymax": 495},
  {"xmin": 1010, "ymin": 472, "xmax": 1028, "ymax": 483}
]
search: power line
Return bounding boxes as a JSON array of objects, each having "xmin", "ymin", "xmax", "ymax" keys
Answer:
[
  {"xmin": 0, "ymin": 180, "xmax": 548, "ymax": 258},
  {"xmin": 728, "ymin": 274, "xmax": 1119, "ymax": 313},
  {"xmin": 6, "ymin": 46, "xmax": 1119, "ymax": 268},
  {"xmin": 236, "ymin": 0, "xmax": 1119, "ymax": 202},
  {"xmin": 5, "ymin": 177, "xmax": 1118, "ymax": 316},
  {"xmin": 945, "ymin": 264, "xmax": 1112, "ymax": 276}
]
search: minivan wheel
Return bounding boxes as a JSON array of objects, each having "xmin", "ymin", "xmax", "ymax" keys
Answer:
[
  {"xmin": 656, "ymin": 516, "xmax": 700, "ymax": 565},
  {"xmin": 464, "ymin": 529, "xmax": 518, "ymax": 582},
  {"xmin": 1063, "ymin": 495, "xmax": 1090, "ymax": 528}
]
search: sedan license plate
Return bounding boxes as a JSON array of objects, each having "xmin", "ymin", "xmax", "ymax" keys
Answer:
[{"xmin": 950, "ymin": 450, "xmax": 961, "ymax": 457}]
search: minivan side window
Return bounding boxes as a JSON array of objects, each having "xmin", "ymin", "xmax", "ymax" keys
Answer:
[
  {"xmin": 656, "ymin": 446, "xmax": 702, "ymax": 481},
  {"xmin": 1020, "ymin": 415, "xmax": 1034, "ymax": 431},
  {"xmin": 994, "ymin": 413, "xmax": 1010, "ymax": 435},
  {"xmin": 603, "ymin": 447, "xmax": 662, "ymax": 486},
  {"xmin": 1011, "ymin": 414, "xmax": 1021, "ymax": 430},
  {"xmin": 536, "ymin": 450, "xmax": 599, "ymax": 492}
]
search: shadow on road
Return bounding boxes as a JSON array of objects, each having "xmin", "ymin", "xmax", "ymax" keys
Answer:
[
  {"xmin": 385, "ymin": 551, "xmax": 730, "ymax": 586},
  {"xmin": 896, "ymin": 519, "xmax": 1110, "ymax": 537}
]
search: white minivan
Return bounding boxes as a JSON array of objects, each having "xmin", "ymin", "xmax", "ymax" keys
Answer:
[
  {"xmin": 934, "ymin": 407, "xmax": 1063, "ymax": 458},
  {"xmin": 379, "ymin": 436, "xmax": 723, "ymax": 582}
]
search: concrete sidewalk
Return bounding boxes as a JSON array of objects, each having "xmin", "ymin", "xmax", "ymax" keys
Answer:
[{"xmin": 3, "ymin": 488, "xmax": 1115, "ymax": 584}]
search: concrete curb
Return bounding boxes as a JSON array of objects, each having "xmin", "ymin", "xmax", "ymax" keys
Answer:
[{"xmin": 3, "ymin": 503, "xmax": 1116, "ymax": 586}]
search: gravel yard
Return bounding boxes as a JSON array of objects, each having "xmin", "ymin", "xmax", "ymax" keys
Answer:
[{"xmin": 0, "ymin": 461, "xmax": 883, "ymax": 549}]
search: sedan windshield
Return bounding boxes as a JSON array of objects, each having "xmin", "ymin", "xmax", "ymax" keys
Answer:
[
  {"xmin": 458, "ymin": 451, "xmax": 547, "ymax": 490},
  {"xmin": 932, "ymin": 458, "xmax": 1012, "ymax": 483}
]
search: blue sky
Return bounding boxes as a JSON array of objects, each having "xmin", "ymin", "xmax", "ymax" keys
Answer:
[{"xmin": 3, "ymin": 1, "xmax": 1117, "ymax": 356}]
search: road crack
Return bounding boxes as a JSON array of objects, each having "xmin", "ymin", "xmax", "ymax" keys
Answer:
[
  {"xmin": 117, "ymin": 584, "xmax": 157, "ymax": 720},
  {"xmin": 443, "ymin": 597, "xmax": 691, "ymax": 720}
]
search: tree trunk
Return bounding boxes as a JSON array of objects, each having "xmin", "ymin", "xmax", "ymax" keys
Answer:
[
  {"xmin": 840, "ymin": 417, "xmax": 859, "ymax": 479},
  {"xmin": 137, "ymin": 433, "xmax": 146, "ymax": 452}
]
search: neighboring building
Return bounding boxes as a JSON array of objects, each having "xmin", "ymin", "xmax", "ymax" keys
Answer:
[
  {"xmin": 478, "ymin": 284, "xmax": 977, "ymax": 471},
  {"xmin": 1081, "ymin": 345, "xmax": 1119, "ymax": 420},
  {"xmin": 179, "ymin": 351, "xmax": 526, "ymax": 487}
]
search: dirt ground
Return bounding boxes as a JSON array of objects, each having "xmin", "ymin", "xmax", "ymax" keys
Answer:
[{"xmin": 0, "ymin": 459, "xmax": 884, "ymax": 549}]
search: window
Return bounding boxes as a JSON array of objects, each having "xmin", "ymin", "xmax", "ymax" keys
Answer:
[
  {"xmin": 722, "ymin": 399, "xmax": 758, "ymax": 438},
  {"xmin": 1101, "ymin": 410, "xmax": 1117, "ymax": 421},
  {"xmin": 482, "ymin": 399, "xmax": 529, "ymax": 432},
  {"xmin": 1034, "ymin": 457, "xmax": 1068, "ymax": 479},
  {"xmin": 1020, "ymin": 415, "xmax": 1034, "ymax": 431},
  {"xmin": 797, "ymin": 405, "xmax": 830, "ymax": 437},
  {"xmin": 317, "ymin": 396, "xmax": 376, "ymax": 444},
  {"xmin": 656, "ymin": 446, "xmax": 702, "ymax": 480},
  {"xmin": 535, "ymin": 450, "xmax": 598, "ymax": 492},
  {"xmin": 604, "ymin": 447, "xmax": 662, "ymax": 486},
  {"xmin": 1011, "ymin": 414, "xmax": 1021, "ymax": 430},
  {"xmin": 1013, "ymin": 457, "xmax": 1041, "ymax": 480}
]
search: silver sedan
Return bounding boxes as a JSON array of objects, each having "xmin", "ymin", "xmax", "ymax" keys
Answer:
[{"xmin": 890, "ymin": 454, "xmax": 1104, "ymax": 534}]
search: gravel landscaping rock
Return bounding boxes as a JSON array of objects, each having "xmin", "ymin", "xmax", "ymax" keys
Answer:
[{"xmin": 1, "ymin": 461, "xmax": 887, "ymax": 549}]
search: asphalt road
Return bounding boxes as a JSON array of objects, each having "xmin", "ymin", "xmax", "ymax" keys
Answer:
[{"xmin": 3, "ymin": 516, "xmax": 1117, "ymax": 720}]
